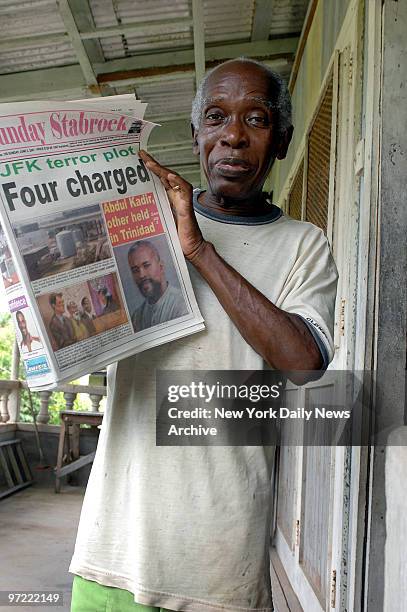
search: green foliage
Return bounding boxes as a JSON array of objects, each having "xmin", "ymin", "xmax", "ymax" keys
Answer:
[
  {"xmin": 0, "ymin": 312, "xmax": 14, "ymax": 380},
  {"xmin": 0, "ymin": 313, "xmax": 94, "ymax": 424}
]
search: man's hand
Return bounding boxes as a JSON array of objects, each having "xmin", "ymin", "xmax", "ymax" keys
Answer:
[{"xmin": 139, "ymin": 150, "xmax": 206, "ymax": 262}]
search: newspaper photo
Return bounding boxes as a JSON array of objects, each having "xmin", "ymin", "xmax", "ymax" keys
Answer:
[{"xmin": 0, "ymin": 96, "xmax": 204, "ymax": 390}]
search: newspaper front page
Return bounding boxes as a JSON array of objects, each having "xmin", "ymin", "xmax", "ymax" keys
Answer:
[{"xmin": 0, "ymin": 97, "xmax": 204, "ymax": 390}]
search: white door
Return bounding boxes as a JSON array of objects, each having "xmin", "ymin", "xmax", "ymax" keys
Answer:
[{"xmin": 273, "ymin": 1, "xmax": 364, "ymax": 609}]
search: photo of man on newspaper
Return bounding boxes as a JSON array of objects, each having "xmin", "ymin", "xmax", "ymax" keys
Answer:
[
  {"xmin": 13, "ymin": 205, "xmax": 111, "ymax": 282},
  {"xmin": 15, "ymin": 309, "xmax": 43, "ymax": 354},
  {"xmin": 37, "ymin": 273, "xmax": 128, "ymax": 351},
  {"xmin": 114, "ymin": 234, "xmax": 188, "ymax": 332},
  {"xmin": 80, "ymin": 296, "xmax": 97, "ymax": 336}
]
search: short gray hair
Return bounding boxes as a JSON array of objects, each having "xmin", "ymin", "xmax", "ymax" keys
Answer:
[{"xmin": 191, "ymin": 57, "xmax": 292, "ymax": 134}]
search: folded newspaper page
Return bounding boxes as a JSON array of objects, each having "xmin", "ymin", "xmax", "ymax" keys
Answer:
[{"xmin": 0, "ymin": 97, "xmax": 204, "ymax": 390}]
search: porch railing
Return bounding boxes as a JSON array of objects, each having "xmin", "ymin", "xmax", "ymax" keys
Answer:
[
  {"xmin": 0, "ymin": 378, "xmax": 107, "ymax": 425},
  {"xmin": 0, "ymin": 339, "xmax": 107, "ymax": 425}
]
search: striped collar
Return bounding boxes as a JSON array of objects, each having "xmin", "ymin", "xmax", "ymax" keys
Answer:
[{"xmin": 193, "ymin": 189, "xmax": 283, "ymax": 226}]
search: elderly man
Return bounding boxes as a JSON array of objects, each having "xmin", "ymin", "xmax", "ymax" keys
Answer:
[{"xmin": 70, "ymin": 58, "xmax": 337, "ymax": 611}]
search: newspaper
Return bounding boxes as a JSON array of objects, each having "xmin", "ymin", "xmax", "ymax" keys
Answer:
[{"xmin": 0, "ymin": 96, "xmax": 204, "ymax": 390}]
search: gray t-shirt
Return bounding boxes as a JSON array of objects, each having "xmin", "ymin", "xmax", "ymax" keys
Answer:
[
  {"xmin": 70, "ymin": 198, "xmax": 338, "ymax": 612},
  {"xmin": 132, "ymin": 284, "xmax": 188, "ymax": 331}
]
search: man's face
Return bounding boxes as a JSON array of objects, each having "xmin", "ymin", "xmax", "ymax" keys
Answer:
[
  {"xmin": 193, "ymin": 62, "xmax": 291, "ymax": 201},
  {"xmin": 54, "ymin": 295, "xmax": 65, "ymax": 316},
  {"xmin": 129, "ymin": 246, "xmax": 165, "ymax": 302},
  {"xmin": 82, "ymin": 297, "xmax": 91, "ymax": 313},
  {"xmin": 67, "ymin": 302, "xmax": 79, "ymax": 318},
  {"xmin": 16, "ymin": 313, "xmax": 27, "ymax": 335}
]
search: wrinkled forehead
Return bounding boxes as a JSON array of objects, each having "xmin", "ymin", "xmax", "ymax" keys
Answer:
[
  {"xmin": 203, "ymin": 63, "xmax": 274, "ymax": 104},
  {"xmin": 203, "ymin": 94, "xmax": 273, "ymax": 110}
]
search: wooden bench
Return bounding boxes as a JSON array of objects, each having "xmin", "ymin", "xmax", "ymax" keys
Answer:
[
  {"xmin": 55, "ymin": 410, "xmax": 103, "ymax": 493},
  {"xmin": 0, "ymin": 439, "xmax": 33, "ymax": 500}
]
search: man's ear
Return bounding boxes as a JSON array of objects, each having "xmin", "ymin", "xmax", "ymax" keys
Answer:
[
  {"xmin": 191, "ymin": 123, "xmax": 199, "ymax": 156},
  {"xmin": 276, "ymin": 125, "xmax": 294, "ymax": 160}
]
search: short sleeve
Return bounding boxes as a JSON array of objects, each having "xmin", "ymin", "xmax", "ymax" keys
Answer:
[{"xmin": 276, "ymin": 226, "xmax": 338, "ymax": 368}]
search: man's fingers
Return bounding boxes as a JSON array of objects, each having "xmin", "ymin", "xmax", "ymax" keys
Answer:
[
  {"xmin": 140, "ymin": 151, "xmax": 171, "ymax": 189},
  {"xmin": 167, "ymin": 173, "xmax": 192, "ymax": 196},
  {"xmin": 140, "ymin": 150, "xmax": 192, "ymax": 196},
  {"xmin": 139, "ymin": 150, "xmax": 174, "ymax": 182}
]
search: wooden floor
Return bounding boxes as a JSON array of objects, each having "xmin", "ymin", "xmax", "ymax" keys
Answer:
[
  {"xmin": 0, "ymin": 484, "xmax": 83, "ymax": 611},
  {"xmin": 0, "ymin": 484, "xmax": 303, "ymax": 612},
  {"xmin": 271, "ymin": 548, "xmax": 303, "ymax": 612}
]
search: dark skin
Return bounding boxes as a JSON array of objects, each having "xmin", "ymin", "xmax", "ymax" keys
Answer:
[{"xmin": 139, "ymin": 61, "xmax": 323, "ymax": 382}]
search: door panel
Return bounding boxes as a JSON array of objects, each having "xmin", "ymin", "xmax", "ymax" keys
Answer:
[{"xmin": 273, "ymin": 1, "xmax": 362, "ymax": 609}]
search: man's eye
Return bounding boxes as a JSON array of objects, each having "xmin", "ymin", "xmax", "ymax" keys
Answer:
[
  {"xmin": 247, "ymin": 115, "xmax": 269, "ymax": 126},
  {"xmin": 204, "ymin": 112, "xmax": 224, "ymax": 123}
]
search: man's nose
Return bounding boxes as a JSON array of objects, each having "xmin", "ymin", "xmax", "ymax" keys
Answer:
[{"xmin": 219, "ymin": 116, "xmax": 249, "ymax": 148}]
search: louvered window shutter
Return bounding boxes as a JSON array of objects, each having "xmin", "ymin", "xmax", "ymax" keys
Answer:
[
  {"xmin": 288, "ymin": 159, "xmax": 304, "ymax": 220},
  {"xmin": 305, "ymin": 74, "xmax": 334, "ymax": 233}
]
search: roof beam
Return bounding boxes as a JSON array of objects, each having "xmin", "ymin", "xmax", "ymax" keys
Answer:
[
  {"xmin": 100, "ymin": 58, "xmax": 289, "ymax": 88},
  {"xmin": 251, "ymin": 0, "xmax": 275, "ymax": 41},
  {"xmin": 191, "ymin": 0, "xmax": 205, "ymax": 88},
  {"xmin": 0, "ymin": 40, "xmax": 296, "ymax": 102},
  {"xmin": 56, "ymin": 0, "xmax": 98, "ymax": 87},
  {"xmin": 0, "ymin": 16, "xmax": 194, "ymax": 49},
  {"xmin": 68, "ymin": 0, "xmax": 105, "ymax": 64},
  {"xmin": 95, "ymin": 38, "xmax": 297, "ymax": 77},
  {"xmin": 0, "ymin": 17, "xmax": 192, "ymax": 50}
]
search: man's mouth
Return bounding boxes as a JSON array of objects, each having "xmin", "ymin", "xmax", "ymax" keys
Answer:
[
  {"xmin": 214, "ymin": 158, "xmax": 254, "ymax": 177},
  {"xmin": 140, "ymin": 279, "xmax": 153, "ymax": 292}
]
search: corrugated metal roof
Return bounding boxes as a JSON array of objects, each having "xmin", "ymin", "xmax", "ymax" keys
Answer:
[
  {"xmin": 0, "ymin": 0, "xmax": 307, "ymax": 154},
  {"xmin": 0, "ymin": 0, "xmax": 76, "ymax": 73},
  {"xmin": 90, "ymin": 0, "xmax": 192, "ymax": 60},
  {"xmin": 270, "ymin": 0, "xmax": 309, "ymax": 36},
  {"xmin": 204, "ymin": 0, "xmax": 254, "ymax": 43},
  {"xmin": 0, "ymin": 0, "xmax": 308, "ymax": 75},
  {"xmin": 90, "ymin": 0, "xmax": 256, "ymax": 59},
  {"xmin": 139, "ymin": 75, "xmax": 195, "ymax": 121}
]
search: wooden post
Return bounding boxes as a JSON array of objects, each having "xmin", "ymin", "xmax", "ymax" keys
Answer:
[{"xmin": 191, "ymin": 0, "xmax": 206, "ymax": 189}]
